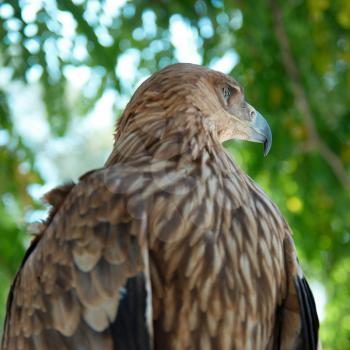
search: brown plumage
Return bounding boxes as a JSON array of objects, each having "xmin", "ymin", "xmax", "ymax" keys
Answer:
[{"xmin": 1, "ymin": 63, "xmax": 319, "ymax": 350}]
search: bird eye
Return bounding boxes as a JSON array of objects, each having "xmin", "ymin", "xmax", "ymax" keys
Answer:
[{"xmin": 222, "ymin": 86, "xmax": 232, "ymax": 103}]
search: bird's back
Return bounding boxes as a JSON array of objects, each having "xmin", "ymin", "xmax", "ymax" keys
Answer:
[{"xmin": 146, "ymin": 145, "xmax": 290, "ymax": 349}]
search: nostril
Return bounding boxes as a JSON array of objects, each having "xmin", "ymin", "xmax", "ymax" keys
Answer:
[{"xmin": 250, "ymin": 110, "xmax": 255, "ymax": 118}]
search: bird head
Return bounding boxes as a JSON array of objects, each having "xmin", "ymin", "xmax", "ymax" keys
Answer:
[
  {"xmin": 182, "ymin": 63, "xmax": 272, "ymax": 156},
  {"xmin": 116, "ymin": 63, "xmax": 272, "ymax": 157}
]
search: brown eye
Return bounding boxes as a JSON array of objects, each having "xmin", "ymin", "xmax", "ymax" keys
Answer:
[
  {"xmin": 222, "ymin": 86, "xmax": 232, "ymax": 103},
  {"xmin": 223, "ymin": 86, "xmax": 231, "ymax": 99}
]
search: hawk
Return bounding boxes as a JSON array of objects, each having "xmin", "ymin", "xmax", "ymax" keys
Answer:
[{"xmin": 2, "ymin": 63, "xmax": 319, "ymax": 350}]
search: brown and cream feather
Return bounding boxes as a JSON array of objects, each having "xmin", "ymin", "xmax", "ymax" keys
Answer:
[{"xmin": 1, "ymin": 63, "xmax": 318, "ymax": 350}]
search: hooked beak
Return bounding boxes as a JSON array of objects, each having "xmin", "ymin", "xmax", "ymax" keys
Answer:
[{"xmin": 248, "ymin": 111, "xmax": 272, "ymax": 156}]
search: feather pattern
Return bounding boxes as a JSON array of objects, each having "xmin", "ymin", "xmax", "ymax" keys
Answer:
[{"xmin": 2, "ymin": 63, "xmax": 318, "ymax": 350}]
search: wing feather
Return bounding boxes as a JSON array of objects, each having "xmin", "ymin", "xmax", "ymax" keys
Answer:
[
  {"xmin": 279, "ymin": 235, "xmax": 319, "ymax": 350},
  {"xmin": 295, "ymin": 275, "xmax": 319, "ymax": 350},
  {"xmin": 1, "ymin": 165, "xmax": 152, "ymax": 350},
  {"xmin": 109, "ymin": 272, "xmax": 152, "ymax": 350}
]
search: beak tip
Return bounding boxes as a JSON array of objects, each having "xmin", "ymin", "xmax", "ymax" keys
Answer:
[
  {"xmin": 263, "ymin": 125, "xmax": 272, "ymax": 157},
  {"xmin": 246, "ymin": 110, "xmax": 273, "ymax": 156},
  {"xmin": 263, "ymin": 139, "xmax": 271, "ymax": 156}
]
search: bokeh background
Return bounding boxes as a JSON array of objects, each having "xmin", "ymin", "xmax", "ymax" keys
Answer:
[{"xmin": 0, "ymin": 0, "xmax": 349, "ymax": 348}]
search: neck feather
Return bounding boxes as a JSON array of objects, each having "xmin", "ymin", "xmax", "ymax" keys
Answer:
[{"xmin": 105, "ymin": 107, "xmax": 243, "ymax": 184}]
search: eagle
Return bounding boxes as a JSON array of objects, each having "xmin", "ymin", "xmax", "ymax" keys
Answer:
[{"xmin": 1, "ymin": 63, "xmax": 319, "ymax": 350}]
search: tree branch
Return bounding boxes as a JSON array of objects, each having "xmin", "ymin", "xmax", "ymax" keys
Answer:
[{"xmin": 268, "ymin": 0, "xmax": 350, "ymax": 191}]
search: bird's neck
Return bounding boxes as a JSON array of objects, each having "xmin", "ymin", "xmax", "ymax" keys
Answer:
[{"xmin": 105, "ymin": 108, "xmax": 228, "ymax": 168}]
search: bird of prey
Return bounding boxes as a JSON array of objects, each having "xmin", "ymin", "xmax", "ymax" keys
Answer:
[{"xmin": 2, "ymin": 63, "xmax": 319, "ymax": 350}]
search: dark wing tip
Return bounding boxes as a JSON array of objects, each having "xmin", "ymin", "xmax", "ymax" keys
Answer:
[
  {"xmin": 295, "ymin": 276, "xmax": 319, "ymax": 350},
  {"xmin": 109, "ymin": 272, "xmax": 152, "ymax": 350}
]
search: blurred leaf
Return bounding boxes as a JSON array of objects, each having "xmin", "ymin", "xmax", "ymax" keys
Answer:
[{"xmin": 0, "ymin": 0, "xmax": 349, "ymax": 348}]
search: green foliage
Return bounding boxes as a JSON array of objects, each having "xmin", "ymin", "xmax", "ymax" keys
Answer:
[{"xmin": 0, "ymin": 1, "xmax": 349, "ymax": 348}]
